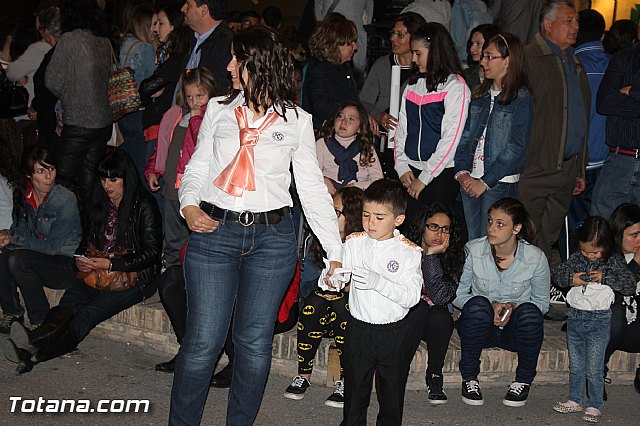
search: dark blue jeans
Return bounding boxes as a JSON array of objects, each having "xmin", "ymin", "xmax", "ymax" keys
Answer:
[
  {"xmin": 118, "ymin": 110, "xmax": 147, "ymax": 182},
  {"xmin": 461, "ymin": 182, "xmax": 518, "ymax": 240},
  {"xmin": 0, "ymin": 249, "xmax": 22, "ymax": 318},
  {"xmin": 591, "ymin": 152, "xmax": 640, "ymax": 220},
  {"xmin": 457, "ymin": 296, "xmax": 544, "ymax": 384},
  {"xmin": 169, "ymin": 214, "xmax": 298, "ymax": 426}
]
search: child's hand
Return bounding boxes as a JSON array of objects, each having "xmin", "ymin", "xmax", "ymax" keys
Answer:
[
  {"xmin": 352, "ymin": 266, "xmax": 382, "ymax": 290},
  {"xmin": 572, "ymin": 272, "xmax": 589, "ymax": 286},
  {"xmin": 147, "ymin": 173, "xmax": 160, "ymax": 192},
  {"xmin": 190, "ymin": 105, "xmax": 203, "ymax": 117},
  {"xmin": 588, "ymin": 270, "xmax": 603, "ymax": 284}
]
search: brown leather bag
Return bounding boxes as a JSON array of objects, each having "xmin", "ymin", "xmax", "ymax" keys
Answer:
[{"xmin": 77, "ymin": 244, "xmax": 138, "ymax": 292}]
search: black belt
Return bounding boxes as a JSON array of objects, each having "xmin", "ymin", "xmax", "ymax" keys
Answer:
[
  {"xmin": 199, "ymin": 201, "xmax": 288, "ymax": 226},
  {"xmin": 609, "ymin": 147, "xmax": 640, "ymax": 158}
]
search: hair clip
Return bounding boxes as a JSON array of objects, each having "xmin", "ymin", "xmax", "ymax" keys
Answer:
[{"xmin": 185, "ymin": 69, "xmax": 192, "ymax": 76}]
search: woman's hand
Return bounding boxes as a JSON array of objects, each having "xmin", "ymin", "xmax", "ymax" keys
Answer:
[
  {"xmin": 426, "ymin": 234, "xmax": 449, "ymax": 255},
  {"xmin": 465, "ymin": 179, "xmax": 488, "ymax": 198},
  {"xmin": 407, "ymin": 178, "xmax": 426, "ymax": 200},
  {"xmin": 492, "ymin": 302, "xmax": 515, "ymax": 327},
  {"xmin": 379, "ymin": 112, "xmax": 398, "ymax": 133},
  {"xmin": 147, "ymin": 173, "xmax": 160, "ymax": 192},
  {"xmin": 75, "ymin": 256, "xmax": 110, "ymax": 271},
  {"xmin": 399, "ymin": 171, "xmax": 415, "ymax": 188},
  {"xmin": 368, "ymin": 114, "xmax": 380, "ymax": 136},
  {"xmin": 572, "ymin": 272, "xmax": 589, "ymax": 287},
  {"xmin": 151, "ymin": 87, "xmax": 165, "ymax": 98},
  {"xmin": 182, "ymin": 205, "xmax": 219, "ymax": 233}
]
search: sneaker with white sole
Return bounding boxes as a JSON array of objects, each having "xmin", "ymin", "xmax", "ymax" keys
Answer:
[
  {"xmin": 325, "ymin": 380, "xmax": 344, "ymax": 408},
  {"xmin": 502, "ymin": 381, "xmax": 530, "ymax": 407},
  {"xmin": 426, "ymin": 373, "xmax": 447, "ymax": 405},
  {"xmin": 284, "ymin": 376, "xmax": 311, "ymax": 400},
  {"xmin": 461, "ymin": 380, "xmax": 483, "ymax": 406}
]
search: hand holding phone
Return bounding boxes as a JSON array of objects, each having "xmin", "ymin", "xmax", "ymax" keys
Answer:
[{"xmin": 498, "ymin": 307, "xmax": 510, "ymax": 322}]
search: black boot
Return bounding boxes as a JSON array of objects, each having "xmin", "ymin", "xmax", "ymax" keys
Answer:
[
  {"xmin": 11, "ymin": 306, "xmax": 73, "ymax": 355},
  {"xmin": 156, "ymin": 355, "xmax": 177, "ymax": 373},
  {"xmin": 33, "ymin": 326, "xmax": 78, "ymax": 364},
  {"xmin": 4, "ymin": 339, "xmax": 34, "ymax": 375},
  {"xmin": 210, "ymin": 363, "xmax": 233, "ymax": 388},
  {"xmin": 634, "ymin": 366, "xmax": 640, "ymax": 394}
]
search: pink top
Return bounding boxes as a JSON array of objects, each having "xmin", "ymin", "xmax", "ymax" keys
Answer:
[{"xmin": 316, "ymin": 134, "xmax": 384, "ymax": 190}]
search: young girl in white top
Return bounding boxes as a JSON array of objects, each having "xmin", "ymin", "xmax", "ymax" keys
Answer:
[
  {"xmin": 171, "ymin": 26, "xmax": 342, "ymax": 426},
  {"xmin": 316, "ymin": 102, "xmax": 383, "ymax": 194},
  {"xmin": 552, "ymin": 216, "xmax": 636, "ymax": 423}
]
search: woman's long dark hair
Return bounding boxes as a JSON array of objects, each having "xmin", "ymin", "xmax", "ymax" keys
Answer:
[
  {"xmin": 12, "ymin": 146, "xmax": 57, "ymax": 225},
  {"xmin": 157, "ymin": 3, "xmax": 190, "ymax": 55},
  {"xmin": 610, "ymin": 203, "xmax": 640, "ymax": 255},
  {"xmin": 89, "ymin": 150, "xmax": 141, "ymax": 243},
  {"xmin": 222, "ymin": 26, "xmax": 297, "ymax": 119},
  {"xmin": 408, "ymin": 22, "xmax": 462, "ymax": 92},
  {"xmin": 321, "ymin": 102, "xmax": 376, "ymax": 167},
  {"xmin": 406, "ymin": 202, "xmax": 464, "ymax": 280},
  {"xmin": 488, "ymin": 197, "xmax": 536, "ymax": 270},
  {"xmin": 472, "ymin": 33, "xmax": 529, "ymax": 104},
  {"xmin": 466, "ymin": 23, "xmax": 499, "ymax": 66}
]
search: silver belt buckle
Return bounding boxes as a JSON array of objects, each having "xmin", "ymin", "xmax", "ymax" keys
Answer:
[{"xmin": 238, "ymin": 211, "xmax": 255, "ymax": 227}]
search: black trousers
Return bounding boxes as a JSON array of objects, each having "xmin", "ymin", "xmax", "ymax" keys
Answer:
[
  {"xmin": 342, "ymin": 315, "xmax": 414, "ymax": 426},
  {"xmin": 403, "ymin": 167, "xmax": 459, "ymax": 233},
  {"xmin": 605, "ymin": 297, "xmax": 640, "ymax": 373},
  {"xmin": 406, "ymin": 301, "xmax": 454, "ymax": 376}
]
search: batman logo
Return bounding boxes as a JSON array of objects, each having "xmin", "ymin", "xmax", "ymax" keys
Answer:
[
  {"xmin": 309, "ymin": 360, "xmax": 314, "ymax": 366},
  {"xmin": 298, "ymin": 355, "xmax": 304, "ymax": 362},
  {"xmin": 297, "ymin": 322, "xmax": 304, "ymax": 331},
  {"xmin": 340, "ymin": 321, "xmax": 347, "ymax": 330},
  {"xmin": 328, "ymin": 330, "xmax": 335, "ymax": 337},
  {"xmin": 298, "ymin": 343, "xmax": 313, "ymax": 351},
  {"xmin": 337, "ymin": 349, "xmax": 342, "ymax": 356},
  {"xmin": 319, "ymin": 317, "xmax": 328, "ymax": 325},
  {"xmin": 302, "ymin": 305, "xmax": 315, "ymax": 315},
  {"xmin": 327, "ymin": 312, "xmax": 337, "ymax": 323},
  {"xmin": 345, "ymin": 303, "xmax": 349, "ymax": 312},
  {"xmin": 335, "ymin": 335, "xmax": 345, "ymax": 344},
  {"xmin": 308, "ymin": 331, "xmax": 323, "ymax": 339}
]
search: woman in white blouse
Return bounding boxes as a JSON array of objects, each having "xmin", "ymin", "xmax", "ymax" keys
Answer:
[{"xmin": 170, "ymin": 26, "xmax": 343, "ymax": 425}]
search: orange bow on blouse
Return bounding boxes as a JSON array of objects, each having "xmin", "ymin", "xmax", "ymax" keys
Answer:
[{"xmin": 213, "ymin": 106, "xmax": 280, "ymax": 197}]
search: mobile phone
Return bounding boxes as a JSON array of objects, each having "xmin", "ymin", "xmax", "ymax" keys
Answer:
[
  {"xmin": 73, "ymin": 254, "xmax": 90, "ymax": 261},
  {"xmin": 498, "ymin": 307, "xmax": 510, "ymax": 322}
]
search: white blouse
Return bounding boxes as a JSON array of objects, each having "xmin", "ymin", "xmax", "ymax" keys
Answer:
[{"xmin": 179, "ymin": 94, "xmax": 343, "ymax": 261}]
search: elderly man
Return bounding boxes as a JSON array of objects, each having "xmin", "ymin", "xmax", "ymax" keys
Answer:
[{"xmin": 518, "ymin": 0, "xmax": 590, "ymax": 264}]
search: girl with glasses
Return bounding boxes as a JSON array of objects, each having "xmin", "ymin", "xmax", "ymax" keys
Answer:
[
  {"xmin": 405, "ymin": 202, "xmax": 464, "ymax": 404},
  {"xmin": 454, "ymin": 33, "xmax": 534, "ymax": 240}
]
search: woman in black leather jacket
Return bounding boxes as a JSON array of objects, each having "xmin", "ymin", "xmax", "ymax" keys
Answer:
[{"xmin": 5, "ymin": 150, "xmax": 162, "ymax": 375}]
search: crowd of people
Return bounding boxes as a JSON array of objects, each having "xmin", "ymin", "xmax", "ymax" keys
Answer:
[{"xmin": 1, "ymin": 0, "xmax": 640, "ymax": 425}]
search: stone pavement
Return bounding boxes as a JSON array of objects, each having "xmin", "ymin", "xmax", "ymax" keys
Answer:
[{"xmin": 0, "ymin": 334, "xmax": 639, "ymax": 425}]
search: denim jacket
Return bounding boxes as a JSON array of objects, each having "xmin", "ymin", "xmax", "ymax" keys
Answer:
[
  {"xmin": 454, "ymin": 87, "xmax": 534, "ymax": 188},
  {"xmin": 120, "ymin": 34, "xmax": 156, "ymax": 88},
  {"xmin": 453, "ymin": 237, "xmax": 550, "ymax": 314},
  {"xmin": 10, "ymin": 184, "xmax": 82, "ymax": 256}
]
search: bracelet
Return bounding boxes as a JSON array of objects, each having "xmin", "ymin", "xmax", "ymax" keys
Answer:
[{"xmin": 108, "ymin": 260, "xmax": 113, "ymax": 273}]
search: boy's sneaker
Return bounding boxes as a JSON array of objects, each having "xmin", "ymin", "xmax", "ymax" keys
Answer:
[
  {"xmin": 426, "ymin": 373, "xmax": 447, "ymax": 405},
  {"xmin": 502, "ymin": 381, "xmax": 530, "ymax": 407},
  {"xmin": 461, "ymin": 380, "xmax": 483, "ymax": 406},
  {"xmin": 325, "ymin": 380, "xmax": 344, "ymax": 408},
  {"xmin": 549, "ymin": 287, "xmax": 567, "ymax": 304},
  {"xmin": 284, "ymin": 376, "xmax": 311, "ymax": 400}
]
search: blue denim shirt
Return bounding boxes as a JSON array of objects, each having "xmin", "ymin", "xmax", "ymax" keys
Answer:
[
  {"xmin": 10, "ymin": 184, "xmax": 82, "ymax": 256},
  {"xmin": 454, "ymin": 87, "xmax": 534, "ymax": 187},
  {"xmin": 454, "ymin": 237, "xmax": 550, "ymax": 314},
  {"xmin": 120, "ymin": 34, "xmax": 156, "ymax": 88}
]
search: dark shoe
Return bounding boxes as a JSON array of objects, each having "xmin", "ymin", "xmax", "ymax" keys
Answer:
[
  {"xmin": 4, "ymin": 339, "xmax": 33, "ymax": 375},
  {"xmin": 634, "ymin": 367, "xmax": 640, "ymax": 394},
  {"xmin": 210, "ymin": 363, "xmax": 233, "ymax": 388},
  {"xmin": 11, "ymin": 306, "xmax": 73, "ymax": 354},
  {"xmin": 155, "ymin": 355, "xmax": 177, "ymax": 373},
  {"xmin": 325, "ymin": 380, "xmax": 344, "ymax": 408},
  {"xmin": 544, "ymin": 304, "xmax": 568, "ymax": 321},
  {"xmin": 461, "ymin": 380, "xmax": 483, "ymax": 406},
  {"xmin": 284, "ymin": 375, "xmax": 311, "ymax": 400},
  {"xmin": 502, "ymin": 382, "xmax": 530, "ymax": 407},
  {"xmin": 0, "ymin": 314, "xmax": 23, "ymax": 334},
  {"xmin": 33, "ymin": 327, "xmax": 78, "ymax": 364},
  {"xmin": 426, "ymin": 372, "xmax": 448, "ymax": 404}
]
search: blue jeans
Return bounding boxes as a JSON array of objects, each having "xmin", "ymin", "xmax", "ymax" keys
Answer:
[
  {"xmin": 567, "ymin": 307, "xmax": 611, "ymax": 410},
  {"xmin": 169, "ymin": 214, "xmax": 298, "ymax": 426},
  {"xmin": 591, "ymin": 152, "xmax": 640, "ymax": 219},
  {"xmin": 461, "ymin": 182, "xmax": 518, "ymax": 240},
  {"xmin": 118, "ymin": 110, "xmax": 147, "ymax": 181},
  {"xmin": 457, "ymin": 296, "xmax": 544, "ymax": 384}
]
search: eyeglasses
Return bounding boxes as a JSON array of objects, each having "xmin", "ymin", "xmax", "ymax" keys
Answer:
[
  {"xmin": 481, "ymin": 54, "xmax": 505, "ymax": 62},
  {"xmin": 33, "ymin": 165, "xmax": 55, "ymax": 174},
  {"xmin": 335, "ymin": 208, "xmax": 343, "ymax": 218},
  {"xmin": 389, "ymin": 30, "xmax": 409, "ymax": 40},
  {"xmin": 425, "ymin": 223, "xmax": 451, "ymax": 234}
]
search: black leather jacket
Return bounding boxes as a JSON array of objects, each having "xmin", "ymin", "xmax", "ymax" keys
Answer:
[{"xmin": 77, "ymin": 190, "xmax": 162, "ymax": 290}]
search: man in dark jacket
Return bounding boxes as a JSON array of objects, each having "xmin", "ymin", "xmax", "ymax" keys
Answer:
[
  {"xmin": 590, "ymin": 37, "xmax": 640, "ymax": 219},
  {"xmin": 518, "ymin": 0, "xmax": 590, "ymax": 263},
  {"xmin": 181, "ymin": 0, "xmax": 232, "ymax": 95}
]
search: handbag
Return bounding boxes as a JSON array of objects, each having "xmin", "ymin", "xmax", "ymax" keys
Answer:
[
  {"xmin": 76, "ymin": 244, "xmax": 138, "ymax": 292},
  {"xmin": 108, "ymin": 42, "xmax": 142, "ymax": 122},
  {"xmin": 0, "ymin": 69, "xmax": 29, "ymax": 118}
]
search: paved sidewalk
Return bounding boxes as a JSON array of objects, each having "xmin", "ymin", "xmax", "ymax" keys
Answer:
[{"xmin": 1, "ymin": 335, "xmax": 638, "ymax": 425}]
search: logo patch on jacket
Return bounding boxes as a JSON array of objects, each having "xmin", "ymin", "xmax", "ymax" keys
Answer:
[
  {"xmin": 272, "ymin": 131, "xmax": 284, "ymax": 141},
  {"xmin": 387, "ymin": 259, "xmax": 400, "ymax": 273}
]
